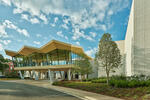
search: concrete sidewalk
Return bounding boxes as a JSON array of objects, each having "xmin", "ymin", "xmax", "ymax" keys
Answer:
[{"xmin": 12, "ymin": 80, "xmax": 123, "ymax": 100}]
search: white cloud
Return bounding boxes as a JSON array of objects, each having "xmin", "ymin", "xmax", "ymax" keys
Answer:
[
  {"xmin": 13, "ymin": 8, "xmax": 23, "ymax": 14},
  {"xmin": 72, "ymin": 27, "xmax": 94, "ymax": 41},
  {"xmin": 108, "ymin": 10, "xmax": 113, "ymax": 16},
  {"xmin": 17, "ymin": 29, "xmax": 29, "ymax": 37},
  {"xmin": 0, "ymin": 0, "xmax": 11, "ymax": 6},
  {"xmin": 0, "ymin": 0, "xmax": 129, "ymax": 39},
  {"xmin": 56, "ymin": 31, "xmax": 63, "ymax": 37},
  {"xmin": 54, "ymin": 17, "xmax": 58, "ymax": 23},
  {"xmin": 21, "ymin": 14, "xmax": 28, "ymax": 20},
  {"xmin": 56, "ymin": 31, "xmax": 68, "ymax": 40},
  {"xmin": 0, "ymin": 20, "xmax": 29, "ymax": 38},
  {"xmin": 21, "ymin": 14, "xmax": 39, "ymax": 24},
  {"xmin": 65, "ymin": 36, "xmax": 68, "ymax": 40},
  {"xmin": 39, "ymin": 14, "xmax": 47, "ymax": 24},
  {"xmin": 50, "ymin": 17, "xmax": 58, "ymax": 27},
  {"xmin": 50, "ymin": 23, "xmax": 55, "ymax": 27},
  {"xmin": 63, "ymin": 18, "xmax": 70, "ymax": 24},
  {"xmin": 76, "ymin": 41, "xmax": 80, "ymax": 45},
  {"xmin": 62, "ymin": 24, "xmax": 68, "ymax": 29},
  {"xmin": 30, "ymin": 18, "xmax": 40, "ymax": 24},
  {"xmin": 36, "ymin": 34, "xmax": 42, "ymax": 37},
  {"xmin": 89, "ymin": 32, "xmax": 97, "ymax": 38},
  {"xmin": 85, "ymin": 47, "xmax": 97, "ymax": 57},
  {"xmin": 0, "ymin": 40, "xmax": 11, "ymax": 45},
  {"xmin": 0, "ymin": 43, "xmax": 3, "ymax": 51},
  {"xmin": 0, "ymin": 25, "xmax": 8, "ymax": 38},
  {"xmin": 33, "ymin": 41, "xmax": 40, "ymax": 45},
  {"xmin": 99, "ymin": 24, "xmax": 107, "ymax": 31}
]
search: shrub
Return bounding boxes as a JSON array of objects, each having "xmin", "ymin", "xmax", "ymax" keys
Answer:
[
  {"xmin": 5, "ymin": 71, "xmax": 19, "ymax": 78},
  {"xmin": 109, "ymin": 79, "xmax": 150, "ymax": 88},
  {"xmin": 109, "ymin": 79, "xmax": 129, "ymax": 88},
  {"xmin": 82, "ymin": 79, "xmax": 92, "ymax": 82},
  {"xmin": 111, "ymin": 75, "xmax": 127, "ymax": 80},
  {"xmin": 91, "ymin": 79, "xmax": 107, "ymax": 83}
]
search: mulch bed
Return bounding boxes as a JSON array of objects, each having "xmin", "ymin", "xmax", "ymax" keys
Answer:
[{"xmin": 53, "ymin": 81, "xmax": 150, "ymax": 100}]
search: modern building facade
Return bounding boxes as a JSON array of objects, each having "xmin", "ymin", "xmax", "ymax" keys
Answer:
[
  {"xmin": 5, "ymin": 40, "xmax": 92, "ymax": 81},
  {"xmin": 125, "ymin": 0, "xmax": 150, "ymax": 76},
  {"xmin": 98, "ymin": 0, "xmax": 150, "ymax": 77}
]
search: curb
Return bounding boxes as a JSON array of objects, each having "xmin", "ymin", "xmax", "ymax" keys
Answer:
[
  {"xmin": 50, "ymin": 86, "xmax": 97, "ymax": 100},
  {"xmin": 51, "ymin": 87, "xmax": 87, "ymax": 100}
]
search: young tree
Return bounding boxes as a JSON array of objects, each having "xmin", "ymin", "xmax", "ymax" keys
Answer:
[
  {"xmin": 0, "ymin": 54, "xmax": 9, "ymax": 75},
  {"xmin": 75, "ymin": 57, "xmax": 92, "ymax": 80},
  {"xmin": 95, "ymin": 33, "xmax": 121, "ymax": 85}
]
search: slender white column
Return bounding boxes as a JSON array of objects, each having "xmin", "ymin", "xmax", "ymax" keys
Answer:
[
  {"xmin": 19, "ymin": 71, "xmax": 24, "ymax": 80},
  {"xmin": 68, "ymin": 69, "xmax": 71, "ymax": 80},
  {"xmin": 48, "ymin": 69, "xmax": 53, "ymax": 83},
  {"xmin": 35, "ymin": 71, "xmax": 39, "ymax": 80},
  {"xmin": 31, "ymin": 70, "xmax": 34, "ymax": 78}
]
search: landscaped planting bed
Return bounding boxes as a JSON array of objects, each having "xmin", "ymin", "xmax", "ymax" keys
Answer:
[{"xmin": 53, "ymin": 76, "xmax": 150, "ymax": 100}]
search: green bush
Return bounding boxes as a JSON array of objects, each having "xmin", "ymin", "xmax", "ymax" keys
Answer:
[
  {"xmin": 111, "ymin": 75, "xmax": 127, "ymax": 80},
  {"xmin": 109, "ymin": 79, "xmax": 129, "ymax": 88},
  {"xmin": 5, "ymin": 71, "xmax": 19, "ymax": 78},
  {"xmin": 109, "ymin": 79, "xmax": 150, "ymax": 88},
  {"xmin": 91, "ymin": 79, "xmax": 107, "ymax": 83},
  {"xmin": 82, "ymin": 79, "xmax": 92, "ymax": 82}
]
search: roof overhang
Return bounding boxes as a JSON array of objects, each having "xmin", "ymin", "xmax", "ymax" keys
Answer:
[{"xmin": 5, "ymin": 40, "xmax": 92, "ymax": 60}]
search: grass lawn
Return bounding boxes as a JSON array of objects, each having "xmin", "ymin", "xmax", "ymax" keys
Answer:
[
  {"xmin": 0, "ymin": 78, "xmax": 20, "ymax": 80},
  {"xmin": 53, "ymin": 81, "xmax": 150, "ymax": 100}
]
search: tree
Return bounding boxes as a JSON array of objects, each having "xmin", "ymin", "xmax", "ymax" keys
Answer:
[
  {"xmin": 0, "ymin": 54, "xmax": 9, "ymax": 75},
  {"xmin": 75, "ymin": 57, "xmax": 92, "ymax": 80},
  {"xmin": 95, "ymin": 33, "xmax": 121, "ymax": 85}
]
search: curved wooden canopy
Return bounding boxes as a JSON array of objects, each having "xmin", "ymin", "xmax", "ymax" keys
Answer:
[
  {"xmin": 5, "ymin": 50, "xmax": 18, "ymax": 57},
  {"xmin": 5, "ymin": 40, "xmax": 92, "ymax": 60}
]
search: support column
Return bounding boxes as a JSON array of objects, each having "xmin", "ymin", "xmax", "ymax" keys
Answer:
[
  {"xmin": 68, "ymin": 69, "xmax": 71, "ymax": 80},
  {"xmin": 48, "ymin": 69, "xmax": 53, "ymax": 83},
  {"xmin": 35, "ymin": 71, "xmax": 39, "ymax": 80},
  {"xmin": 45, "ymin": 72, "xmax": 47, "ymax": 79},
  {"xmin": 19, "ymin": 71, "xmax": 24, "ymax": 80},
  {"xmin": 29, "ymin": 71, "xmax": 32, "ymax": 79},
  {"xmin": 46, "ymin": 54, "xmax": 49, "ymax": 65},
  {"xmin": 31, "ymin": 70, "xmax": 39, "ymax": 80},
  {"xmin": 31, "ymin": 70, "xmax": 34, "ymax": 79}
]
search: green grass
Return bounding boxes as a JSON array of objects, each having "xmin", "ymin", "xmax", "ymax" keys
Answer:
[{"xmin": 0, "ymin": 78, "xmax": 20, "ymax": 80}]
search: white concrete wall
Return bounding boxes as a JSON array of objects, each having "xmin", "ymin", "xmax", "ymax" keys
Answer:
[
  {"xmin": 133, "ymin": 0, "xmax": 150, "ymax": 76},
  {"xmin": 89, "ymin": 60, "xmax": 98, "ymax": 79},
  {"xmin": 125, "ymin": 0, "xmax": 150, "ymax": 76},
  {"xmin": 125, "ymin": 0, "xmax": 134, "ymax": 76},
  {"xmin": 115, "ymin": 40, "xmax": 125, "ymax": 55}
]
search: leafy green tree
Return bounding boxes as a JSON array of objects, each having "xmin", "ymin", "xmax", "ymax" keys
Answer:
[
  {"xmin": 95, "ymin": 33, "xmax": 121, "ymax": 85},
  {"xmin": 0, "ymin": 54, "xmax": 9, "ymax": 75},
  {"xmin": 75, "ymin": 57, "xmax": 92, "ymax": 80}
]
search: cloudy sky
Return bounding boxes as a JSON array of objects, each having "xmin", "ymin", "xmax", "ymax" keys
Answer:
[{"xmin": 0, "ymin": 0, "xmax": 132, "ymax": 58}]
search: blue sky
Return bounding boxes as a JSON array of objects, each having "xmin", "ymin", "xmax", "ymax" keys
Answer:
[{"xmin": 0, "ymin": 0, "xmax": 132, "ymax": 58}]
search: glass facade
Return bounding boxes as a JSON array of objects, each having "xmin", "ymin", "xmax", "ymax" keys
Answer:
[{"xmin": 12, "ymin": 49, "xmax": 82, "ymax": 67}]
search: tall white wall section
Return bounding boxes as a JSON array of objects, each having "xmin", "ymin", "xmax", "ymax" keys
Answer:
[
  {"xmin": 133, "ymin": 0, "xmax": 150, "ymax": 75},
  {"xmin": 125, "ymin": 0, "xmax": 150, "ymax": 76},
  {"xmin": 125, "ymin": 0, "xmax": 134, "ymax": 76}
]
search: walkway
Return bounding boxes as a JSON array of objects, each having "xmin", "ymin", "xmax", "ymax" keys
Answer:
[
  {"xmin": 0, "ymin": 80, "xmax": 81, "ymax": 100},
  {"xmin": 7, "ymin": 80, "xmax": 124, "ymax": 100}
]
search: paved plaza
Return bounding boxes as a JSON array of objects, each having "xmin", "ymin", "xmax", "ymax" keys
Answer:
[{"xmin": 0, "ymin": 80, "xmax": 81, "ymax": 100}]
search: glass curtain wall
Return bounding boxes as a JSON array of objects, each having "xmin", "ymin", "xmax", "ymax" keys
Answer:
[{"xmin": 13, "ymin": 49, "xmax": 82, "ymax": 67}]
